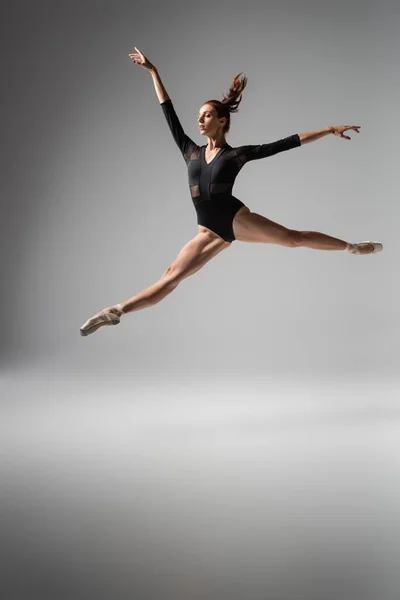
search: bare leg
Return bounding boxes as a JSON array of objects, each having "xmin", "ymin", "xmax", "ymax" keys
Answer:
[
  {"xmin": 120, "ymin": 277, "xmax": 179, "ymax": 314},
  {"xmin": 232, "ymin": 207, "xmax": 374, "ymax": 254},
  {"xmin": 120, "ymin": 231, "xmax": 229, "ymax": 313},
  {"xmin": 80, "ymin": 231, "xmax": 230, "ymax": 335}
]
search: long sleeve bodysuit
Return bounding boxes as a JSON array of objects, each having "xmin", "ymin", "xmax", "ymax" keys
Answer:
[{"xmin": 161, "ymin": 99, "xmax": 302, "ymax": 243}]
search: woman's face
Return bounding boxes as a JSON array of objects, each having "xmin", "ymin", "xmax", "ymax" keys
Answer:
[{"xmin": 198, "ymin": 104, "xmax": 226, "ymax": 136}]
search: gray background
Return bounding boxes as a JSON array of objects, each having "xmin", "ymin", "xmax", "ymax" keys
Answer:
[{"xmin": 1, "ymin": 0, "xmax": 399, "ymax": 599}]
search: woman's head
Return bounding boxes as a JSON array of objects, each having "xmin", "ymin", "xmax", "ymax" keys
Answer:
[{"xmin": 198, "ymin": 73, "xmax": 248, "ymax": 137}]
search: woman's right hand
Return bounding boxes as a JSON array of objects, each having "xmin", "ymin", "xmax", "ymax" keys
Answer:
[{"xmin": 128, "ymin": 47, "xmax": 155, "ymax": 72}]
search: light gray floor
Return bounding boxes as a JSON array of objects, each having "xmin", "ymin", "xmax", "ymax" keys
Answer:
[{"xmin": 1, "ymin": 366, "xmax": 398, "ymax": 600}]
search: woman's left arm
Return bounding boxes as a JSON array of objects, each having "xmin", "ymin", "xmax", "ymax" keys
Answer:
[{"xmin": 299, "ymin": 125, "xmax": 361, "ymax": 145}]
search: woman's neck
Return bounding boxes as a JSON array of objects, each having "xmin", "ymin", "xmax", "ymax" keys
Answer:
[{"xmin": 206, "ymin": 134, "xmax": 226, "ymax": 149}]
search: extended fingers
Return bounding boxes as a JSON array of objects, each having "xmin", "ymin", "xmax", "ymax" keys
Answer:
[
  {"xmin": 129, "ymin": 47, "xmax": 144, "ymax": 63},
  {"xmin": 341, "ymin": 126, "xmax": 361, "ymax": 139}
]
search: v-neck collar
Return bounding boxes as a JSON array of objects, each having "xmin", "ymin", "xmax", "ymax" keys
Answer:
[{"xmin": 202, "ymin": 144, "xmax": 228, "ymax": 166}]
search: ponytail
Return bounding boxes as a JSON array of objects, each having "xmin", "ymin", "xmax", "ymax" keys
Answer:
[{"xmin": 204, "ymin": 72, "xmax": 248, "ymax": 134}]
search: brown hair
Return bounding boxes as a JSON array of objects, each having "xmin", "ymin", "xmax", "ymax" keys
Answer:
[{"xmin": 204, "ymin": 73, "xmax": 248, "ymax": 135}]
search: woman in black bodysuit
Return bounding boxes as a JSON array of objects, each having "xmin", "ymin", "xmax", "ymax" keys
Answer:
[{"xmin": 80, "ymin": 47, "xmax": 383, "ymax": 336}]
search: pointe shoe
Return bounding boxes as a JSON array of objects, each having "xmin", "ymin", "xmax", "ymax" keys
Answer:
[
  {"xmin": 348, "ymin": 241, "xmax": 383, "ymax": 255},
  {"xmin": 80, "ymin": 306, "xmax": 123, "ymax": 337}
]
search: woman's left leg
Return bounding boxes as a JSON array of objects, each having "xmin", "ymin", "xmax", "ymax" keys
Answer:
[{"xmin": 232, "ymin": 206, "xmax": 374, "ymax": 254}]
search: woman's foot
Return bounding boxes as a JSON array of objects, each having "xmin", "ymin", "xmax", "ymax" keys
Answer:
[
  {"xmin": 346, "ymin": 241, "xmax": 383, "ymax": 255},
  {"xmin": 80, "ymin": 305, "xmax": 124, "ymax": 336}
]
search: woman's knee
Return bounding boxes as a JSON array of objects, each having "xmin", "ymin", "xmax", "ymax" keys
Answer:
[
  {"xmin": 161, "ymin": 252, "xmax": 205, "ymax": 282},
  {"xmin": 286, "ymin": 229, "xmax": 304, "ymax": 247},
  {"xmin": 160, "ymin": 265, "xmax": 190, "ymax": 287}
]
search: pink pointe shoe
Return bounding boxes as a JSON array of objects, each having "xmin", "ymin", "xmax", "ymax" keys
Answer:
[
  {"xmin": 80, "ymin": 306, "xmax": 124, "ymax": 337},
  {"xmin": 347, "ymin": 241, "xmax": 383, "ymax": 255}
]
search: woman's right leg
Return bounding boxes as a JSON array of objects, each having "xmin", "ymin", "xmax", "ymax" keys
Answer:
[
  {"xmin": 80, "ymin": 231, "xmax": 230, "ymax": 335},
  {"xmin": 120, "ymin": 231, "xmax": 230, "ymax": 313}
]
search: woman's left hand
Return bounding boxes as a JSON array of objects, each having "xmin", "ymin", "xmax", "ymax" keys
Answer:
[{"xmin": 330, "ymin": 125, "xmax": 361, "ymax": 140}]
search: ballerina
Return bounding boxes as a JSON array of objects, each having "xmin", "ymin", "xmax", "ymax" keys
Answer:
[{"xmin": 80, "ymin": 46, "xmax": 383, "ymax": 337}]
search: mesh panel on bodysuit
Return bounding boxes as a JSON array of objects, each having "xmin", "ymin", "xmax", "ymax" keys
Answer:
[
  {"xmin": 210, "ymin": 182, "xmax": 232, "ymax": 194},
  {"xmin": 234, "ymin": 151, "xmax": 248, "ymax": 168},
  {"xmin": 190, "ymin": 185, "xmax": 200, "ymax": 198},
  {"xmin": 184, "ymin": 146, "xmax": 201, "ymax": 163}
]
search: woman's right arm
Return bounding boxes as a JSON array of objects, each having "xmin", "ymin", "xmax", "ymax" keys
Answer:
[
  {"xmin": 128, "ymin": 47, "xmax": 170, "ymax": 103},
  {"xmin": 129, "ymin": 47, "xmax": 197, "ymax": 160},
  {"xmin": 149, "ymin": 67, "xmax": 170, "ymax": 104}
]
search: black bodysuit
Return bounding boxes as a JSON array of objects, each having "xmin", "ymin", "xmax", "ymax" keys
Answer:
[{"xmin": 161, "ymin": 99, "xmax": 302, "ymax": 243}]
